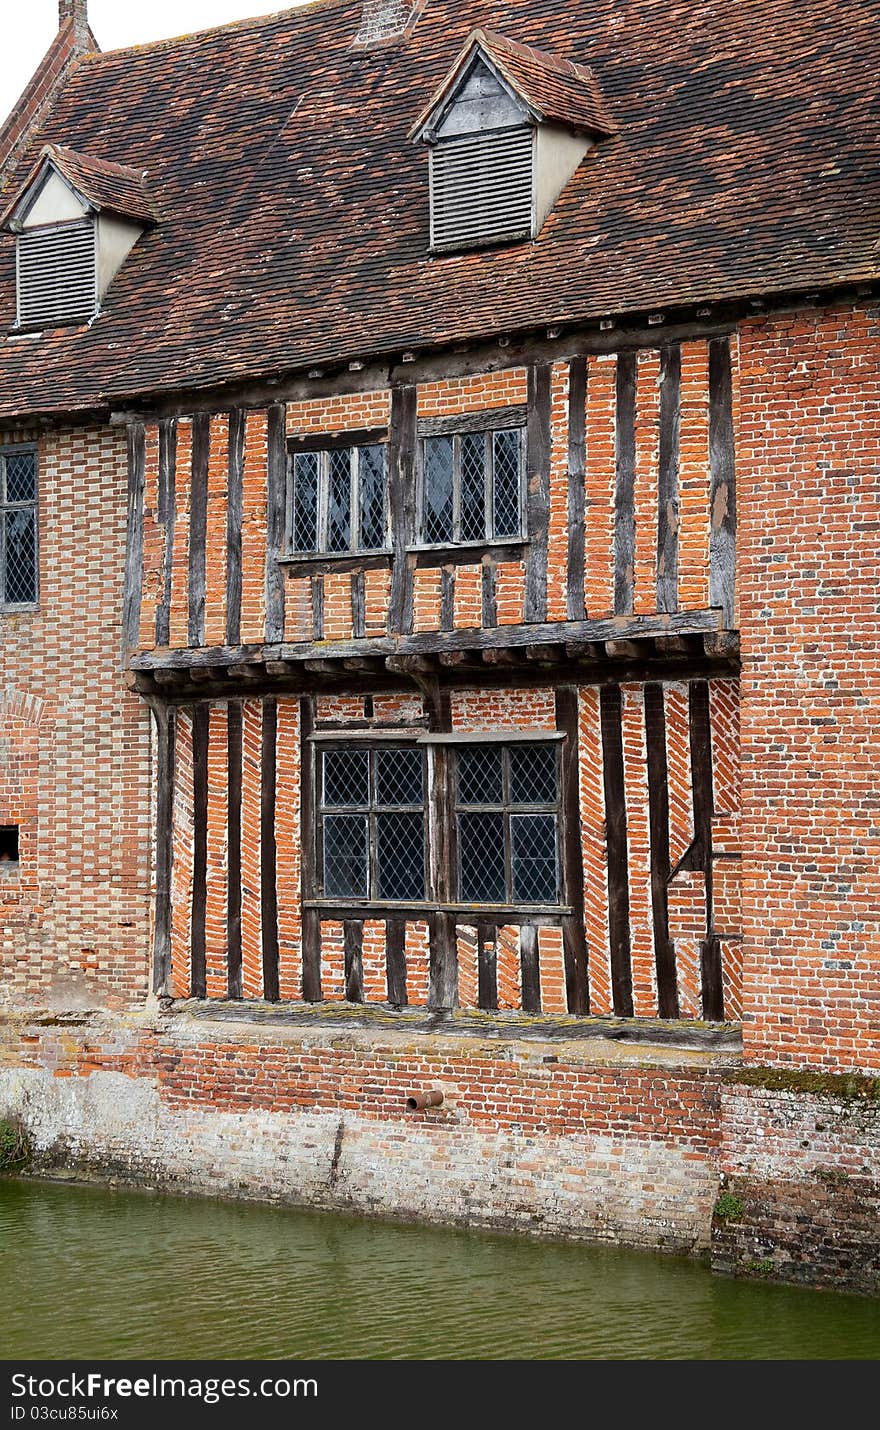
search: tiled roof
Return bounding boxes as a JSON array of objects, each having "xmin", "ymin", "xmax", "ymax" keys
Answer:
[
  {"xmin": 411, "ymin": 28, "xmax": 617, "ymax": 137},
  {"xmin": 0, "ymin": 0, "xmax": 877, "ymax": 419},
  {"xmin": 1, "ymin": 144, "xmax": 157, "ymax": 228}
]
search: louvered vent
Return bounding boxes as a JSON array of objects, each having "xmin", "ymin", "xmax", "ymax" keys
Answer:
[
  {"xmin": 16, "ymin": 220, "xmax": 97, "ymax": 328},
  {"xmin": 430, "ymin": 128, "xmax": 534, "ymax": 252}
]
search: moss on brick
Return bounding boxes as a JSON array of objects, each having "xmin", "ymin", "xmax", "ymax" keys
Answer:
[{"xmin": 727, "ymin": 1067, "xmax": 880, "ymax": 1102}]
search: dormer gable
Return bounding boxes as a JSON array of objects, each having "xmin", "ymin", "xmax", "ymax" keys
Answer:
[
  {"xmin": 1, "ymin": 144, "xmax": 156, "ymax": 331},
  {"xmin": 410, "ymin": 30, "xmax": 616, "ymax": 254}
]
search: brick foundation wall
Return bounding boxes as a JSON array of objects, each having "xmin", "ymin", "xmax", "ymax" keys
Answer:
[
  {"xmin": 0, "ymin": 1008, "xmax": 728, "ymax": 1253},
  {"xmin": 0, "ymin": 427, "xmax": 153, "ymax": 1011}
]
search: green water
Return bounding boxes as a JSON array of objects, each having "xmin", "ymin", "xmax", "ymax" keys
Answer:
[{"xmin": 1, "ymin": 1177, "xmax": 878, "ymax": 1360}]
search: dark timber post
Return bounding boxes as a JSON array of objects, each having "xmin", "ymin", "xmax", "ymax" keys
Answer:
[
  {"xmin": 644, "ymin": 682, "xmax": 679, "ymax": 1018},
  {"xmin": 300, "ymin": 696, "xmax": 322, "ymax": 1002},
  {"xmin": 190, "ymin": 703, "xmax": 209, "ymax": 999},
  {"xmin": 152, "ymin": 703, "xmax": 176, "ymax": 995},
  {"xmin": 600, "ymin": 684, "xmax": 634, "ymax": 1017},
  {"xmin": 261, "ymin": 696, "xmax": 280, "ymax": 1001},
  {"xmin": 385, "ymin": 918, "xmax": 408, "ymax": 1007},
  {"xmin": 689, "ymin": 680, "xmax": 723, "ymax": 1020},
  {"xmin": 556, "ymin": 687, "xmax": 590, "ymax": 1014},
  {"xmin": 226, "ymin": 409, "xmax": 245, "ymax": 647},
  {"xmin": 156, "ymin": 417, "xmax": 178, "ymax": 648},
  {"xmin": 188, "ymin": 414, "xmax": 210, "ymax": 649},
  {"xmin": 525, "ymin": 362, "xmax": 552, "ymax": 623},
  {"xmin": 388, "ymin": 385, "xmax": 417, "ymax": 635},
  {"xmin": 614, "ymin": 352, "xmax": 637, "ymax": 616},
  {"xmin": 226, "ymin": 700, "xmax": 243, "ymax": 998}
]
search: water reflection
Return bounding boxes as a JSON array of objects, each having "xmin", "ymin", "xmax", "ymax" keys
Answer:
[{"xmin": 2, "ymin": 1177, "xmax": 879, "ymax": 1360}]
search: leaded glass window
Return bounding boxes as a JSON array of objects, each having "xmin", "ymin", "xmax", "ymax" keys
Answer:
[
  {"xmin": 287, "ymin": 443, "xmax": 388, "ymax": 556},
  {"xmin": 0, "ymin": 449, "xmax": 38, "ymax": 608},
  {"xmin": 319, "ymin": 745, "xmax": 426, "ymax": 902},
  {"xmin": 419, "ymin": 427, "xmax": 525, "ymax": 546},
  {"xmin": 455, "ymin": 743, "xmax": 561, "ymax": 905}
]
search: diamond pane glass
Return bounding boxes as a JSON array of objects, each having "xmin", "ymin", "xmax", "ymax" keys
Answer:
[
  {"xmin": 457, "ymin": 746, "xmax": 504, "ymax": 806},
  {"xmin": 4, "ymin": 453, "xmax": 36, "ymax": 504},
  {"xmin": 358, "ymin": 445, "xmax": 386, "ymax": 551},
  {"xmin": 292, "ymin": 451, "xmax": 319, "ymax": 552},
  {"xmin": 376, "ymin": 747, "xmax": 424, "ymax": 807},
  {"xmin": 460, "ymin": 433, "xmax": 486, "ymax": 542},
  {"xmin": 328, "ymin": 449, "xmax": 352, "ymax": 553},
  {"xmin": 3, "ymin": 509, "xmax": 36, "ymax": 605},
  {"xmin": 511, "ymin": 814, "xmax": 557, "ymax": 903},
  {"xmin": 493, "ymin": 429, "xmax": 522, "ymax": 538},
  {"xmin": 323, "ymin": 814, "xmax": 369, "ymax": 898},
  {"xmin": 510, "ymin": 745, "xmax": 558, "ymax": 807},
  {"xmin": 323, "ymin": 748, "xmax": 370, "ymax": 808},
  {"xmin": 424, "ymin": 437, "xmax": 454, "ymax": 544},
  {"xmin": 459, "ymin": 812, "xmax": 506, "ymax": 902},
  {"xmin": 376, "ymin": 812, "xmax": 425, "ymax": 900}
]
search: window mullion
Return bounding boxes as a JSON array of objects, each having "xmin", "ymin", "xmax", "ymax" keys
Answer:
[
  {"xmin": 485, "ymin": 430, "xmax": 494, "ymax": 542},
  {"xmin": 318, "ymin": 452, "xmax": 330, "ymax": 554},
  {"xmin": 350, "ymin": 448, "xmax": 360, "ymax": 553}
]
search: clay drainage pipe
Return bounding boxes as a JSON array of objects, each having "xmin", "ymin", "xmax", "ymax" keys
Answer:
[{"xmin": 406, "ymin": 1090, "xmax": 444, "ymax": 1111}]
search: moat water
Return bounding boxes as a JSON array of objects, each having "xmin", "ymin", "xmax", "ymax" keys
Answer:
[{"xmin": 2, "ymin": 1177, "xmax": 879, "ymax": 1360}]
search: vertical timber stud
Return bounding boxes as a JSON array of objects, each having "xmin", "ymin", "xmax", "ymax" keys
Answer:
[
  {"xmin": 226, "ymin": 409, "xmax": 245, "ymax": 647},
  {"xmin": 708, "ymin": 336, "xmax": 737, "ymax": 628},
  {"xmin": 188, "ymin": 414, "xmax": 210, "ymax": 648},
  {"xmin": 344, "ymin": 921, "xmax": 365, "ymax": 1004},
  {"xmin": 427, "ymin": 685, "xmax": 457, "ymax": 1009},
  {"xmin": 152, "ymin": 703, "xmax": 176, "ymax": 994},
  {"xmin": 300, "ymin": 696, "xmax": 322, "ymax": 1001},
  {"xmin": 122, "ymin": 421, "xmax": 146, "ymax": 655},
  {"xmin": 266, "ymin": 404, "xmax": 287, "ymax": 643},
  {"xmin": 689, "ymin": 680, "xmax": 723, "ymax": 1019},
  {"xmin": 567, "ymin": 355, "xmax": 588, "ymax": 620},
  {"xmin": 644, "ymin": 683, "xmax": 679, "ymax": 1018},
  {"xmin": 190, "ymin": 704, "xmax": 209, "ymax": 999},
  {"xmin": 614, "ymin": 351, "xmax": 637, "ymax": 616},
  {"xmin": 155, "ymin": 418, "xmax": 178, "ymax": 648},
  {"xmin": 311, "ymin": 575, "xmax": 325, "ymax": 641},
  {"xmin": 261, "ymin": 697, "xmax": 280, "ymax": 1002},
  {"xmin": 440, "ymin": 567, "xmax": 455, "ymax": 631},
  {"xmin": 389, "ymin": 385, "xmax": 417, "ymax": 635},
  {"xmin": 600, "ymin": 684, "xmax": 634, "ymax": 1017},
  {"xmin": 351, "ymin": 569, "xmax": 366, "ymax": 640},
  {"xmin": 477, "ymin": 921, "xmax": 498, "ymax": 1011},
  {"xmin": 385, "ymin": 918, "xmax": 408, "ymax": 1007},
  {"xmin": 519, "ymin": 924, "xmax": 542, "ymax": 1014},
  {"xmin": 226, "ymin": 700, "xmax": 243, "ymax": 999},
  {"xmin": 481, "ymin": 557, "xmax": 497, "ymax": 629},
  {"xmin": 657, "ymin": 345, "xmax": 681, "ymax": 615},
  {"xmin": 556, "ymin": 687, "xmax": 590, "ymax": 1014},
  {"xmin": 525, "ymin": 362, "xmax": 552, "ymax": 623}
]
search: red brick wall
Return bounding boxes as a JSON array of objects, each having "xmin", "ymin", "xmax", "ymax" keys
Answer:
[
  {"xmin": 737, "ymin": 304, "xmax": 880, "ymax": 1072},
  {"xmin": 0, "ymin": 427, "xmax": 152, "ymax": 1010}
]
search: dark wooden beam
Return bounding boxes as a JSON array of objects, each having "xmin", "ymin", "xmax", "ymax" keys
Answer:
[
  {"xmin": 477, "ymin": 922, "xmax": 498, "ymax": 1011},
  {"xmin": 644, "ymin": 683, "xmax": 679, "ymax": 1019},
  {"xmin": 657, "ymin": 344, "xmax": 681, "ymax": 615},
  {"xmin": 567, "ymin": 355, "xmax": 587, "ymax": 620},
  {"xmin": 556, "ymin": 687, "xmax": 590, "ymax": 1015},
  {"xmin": 344, "ymin": 920, "xmax": 365, "ymax": 1004},
  {"xmin": 226, "ymin": 700, "xmax": 243, "ymax": 999},
  {"xmin": 265, "ymin": 403, "xmax": 287, "ymax": 644},
  {"xmin": 123, "ymin": 422, "xmax": 146, "ymax": 654},
  {"xmin": 708, "ymin": 336, "xmax": 737, "ymax": 629},
  {"xmin": 188, "ymin": 414, "xmax": 210, "ymax": 649},
  {"xmin": 388, "ymin": 384, "xmax": 417, "ymax": 635},
  {"xmin": 519, "ymin": 924, "xmax": 542, "ymax": 1014},
  {"xmin": 311, "ymin": 573, "xmax": 324, "ymax": 642},
  {"xmin": 300, "ymin": 696, "xmax": 322, "ymax": 1002},
  {"xmin": 525, "ymin": 362, "xmax": 552, "ymax": 623},
  {"xmin": 614, "ymin": 351, "xmax": 637, "ymax": 616},
  {"xmin": 385, "ymin": 918, "xmax": 408, "ymax": 1008},
  {"xmin": 152, "ymin": 703, "xmax": 176, "ymax": 995},
  {"xmin": 351, "ymin": 569, "xmax": 366, "ymax": 640},
  {"xmin": 418, "ymin": 406, "xmax": 527, "ymax": 437},
  {"xmin": 440, "ymin": 566, "xmax": 455, "ymax": 630},
  {"xmin": 481, "ymin": 558, "xmax": 497, "ymax": 629},
  {"xmin": 261, "ymin": 697, "xmax": 280, "ymax": 1001},
  {"xmin": 600, "ymin": 684, "xmax": 635, "ymax": 1017},
  {"xmin": 226, "ymin": 408, "xmax": 245, "ymax": 647},
  {"xmin": 156, "ymin": 417, "xmax": 177, "ymax": 649},
  {"xmin": 190, "ymin": 704, "xmax": 209, "ymax": 999}
]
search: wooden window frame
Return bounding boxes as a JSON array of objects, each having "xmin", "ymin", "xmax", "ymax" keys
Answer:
[
  {"xmin": 453, "ymin": 742, "xmax": 563, "ymax": 907},
  {"xmin": 0, "ymin": 445, "xmax": 39, "ymax": 612},
  {"xmin": 284, "ymin": 433, "xmax": 391, "ymax": 560},
  {"xmin": 415, "ymin": 421, "xmax": 527, "ymax": 550},
  {"xmin": 316, "ymin": 741, "xmax": 428, "ymax": 904}
]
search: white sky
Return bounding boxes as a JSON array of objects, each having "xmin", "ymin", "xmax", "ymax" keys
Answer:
[{"xmin": 0, "ymin": 2, "xmax": 310, "ymax": 121}]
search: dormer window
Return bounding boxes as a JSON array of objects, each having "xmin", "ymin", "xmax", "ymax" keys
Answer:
[
  {"xmin": 410, "ymin": 30, "xmax": 616, "ymax": 255},
  {"xmin": 1, "ymin": 144, "xmax": 156, "ymax": 331}
]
